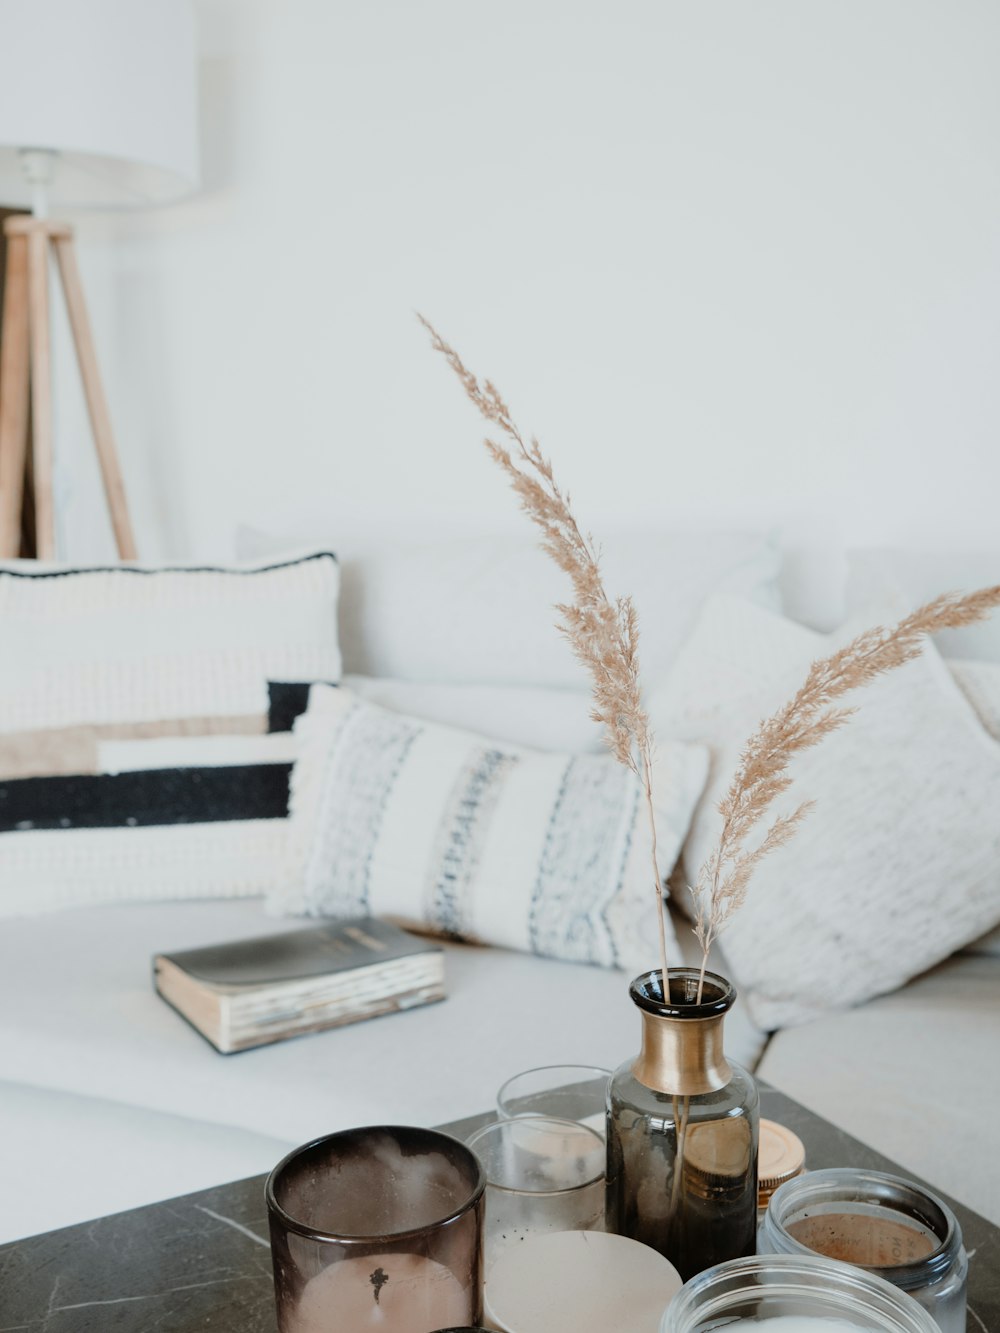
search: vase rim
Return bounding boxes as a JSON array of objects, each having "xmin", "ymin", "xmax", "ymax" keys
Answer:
[{"xmin": 629, "ymin": 967, "xmax": 736, "ymax": 1019}]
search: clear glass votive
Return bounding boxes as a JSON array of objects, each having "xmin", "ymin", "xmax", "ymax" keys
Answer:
[
  {"xmin": 496, "ymin": 1064, "xmax": 611, "ymax": 1138},
  {"xmin": 660, "ymin": 1253, "xmax": 940, "ymax": 1333},
  {"xmin": 465, "ymin": 1115, "xmax": 605, "ymax": 1270},
  {"xmin": 266, "ymin": 1125, "xmax": 485, "ymax": 1332},
  {"xmin": 758, "ymin": 1168, "xmax": 968, "ymax": 1333}
]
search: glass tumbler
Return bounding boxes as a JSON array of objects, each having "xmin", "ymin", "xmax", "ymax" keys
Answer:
[
  {"xmin": 497, "ymin": 1065, "xmax": 611, "ymax": 1138},
  {"xmin": 465, "ymin": 1115, "xmax": 604, "ymax": 1270},
  {"xmin": 266, "ymin": 1125, "xmax": 485, "ymax": 1332},
  {"xmin": 660, "ymin": 1253, "xmax": 940, "ymax": 1333}
]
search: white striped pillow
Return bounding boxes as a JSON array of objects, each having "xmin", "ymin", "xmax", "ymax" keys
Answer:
[{"xmin": 274, "ymin": 685, "xmax": 709, "ymax": 973}]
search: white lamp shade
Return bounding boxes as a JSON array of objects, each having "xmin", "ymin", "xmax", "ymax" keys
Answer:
[{"xmin": 0, "ymin": 0, "xmax": 199, "ymax": 209}]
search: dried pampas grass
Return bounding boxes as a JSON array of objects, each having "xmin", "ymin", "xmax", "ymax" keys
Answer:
[
  {"xmin": 691, "ymin": 586, "xmax": 1000, "ymax": 998},
  {"xmin": 420, "ymin": 314, "xmax": 1000, "ymax": 1007},
  {"xmin": 420, "ymin": 315, "xmax": 671, "ymax": 981}
]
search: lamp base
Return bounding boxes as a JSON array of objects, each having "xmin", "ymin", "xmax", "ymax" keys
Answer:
[{"xmin": 0, "ymin": 213, "xmax": 137, "ymax": 560}]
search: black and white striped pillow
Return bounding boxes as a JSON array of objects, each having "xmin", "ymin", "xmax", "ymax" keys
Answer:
[{"xmin": 0, "ymin": 552, "xmax": 340, "ymax": 917}]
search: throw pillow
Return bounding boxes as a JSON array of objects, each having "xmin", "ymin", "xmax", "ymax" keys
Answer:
[
  {"xmin": 0, "ymin": 550, "xmax": 341, "ymax": 734},
  {"xmin": 846, "ymin": 548, "xmax": 1000, "ymax": 662},
  {"xmin": 0, "ymin": 551, "xmax": 340, "ymax": 916},
  {"xmin": 274, "ymin": 685, "xmax": 709, "ymax": 973},
  {"xmin": 649, "ymin": 596, "xmax": 1000, "ymax": 1029},
  {"xmin": 0, "ymin": 733, "xmax": 295, "ymax": 918}
]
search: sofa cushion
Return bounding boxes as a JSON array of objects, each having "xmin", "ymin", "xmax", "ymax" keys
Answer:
[
  {"xmin": 757, "ymin": 951, "xmax": 1000, "ymax": 1227},
  {"xmin": 847, "ymin": 548, "xmax": 1000, "ymax": 662},
  {"xmin": 239, "ymin": 528, "xmax": 781, "ymax": 689},
  {"xmin": 0, "ymin": 899, "xmax": 766, "ymax": 1156},
  {"xmin": 277, "ymin": 686, "xmax": 709, "ymax": 972},
  {"xmin": 652, "ymin": 596, "xmax": 1000, "ymax": 1029},
  {"xmin": 344, "ymin": 675, "xmax": 600, "ymax": 753},
  {"xmin": 0, "ymin": 1081, "xmax": 294, "ymax": 1244},
  {"xmin": 0, "ymin": 550, "xmax": 341, "ymax": 734}
]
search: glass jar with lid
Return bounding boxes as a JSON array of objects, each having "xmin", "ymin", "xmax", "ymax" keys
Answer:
[
  {"xmin": 758, "ymin": 1168, "xmax": 967, "ymax": 1333},
  {"xmin": 660, "ymin": 1252, "xmax": 940, "ymax": 1333}
]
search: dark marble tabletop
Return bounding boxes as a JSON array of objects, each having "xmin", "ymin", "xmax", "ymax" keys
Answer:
[{"xmin": 0, "ymin": 1086, "xmax": 997, "ymax": 1331}]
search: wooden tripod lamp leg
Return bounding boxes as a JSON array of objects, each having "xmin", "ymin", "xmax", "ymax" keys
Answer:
[
  {"xmin": 0, "ymin": 231, "xmax": 30, "ymax": 558},
  {"xmin": 53, "ymin": 234, "xmax": 137, "ymax": 560},
  {"xmin": 26, "ymin": 227, "xmax": 55, "ymax": 560}
]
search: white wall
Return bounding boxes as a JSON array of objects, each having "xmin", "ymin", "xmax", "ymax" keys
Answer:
[{"xmin": 53, "ymin": 0, "xmax": 1000, "ymax": 564}]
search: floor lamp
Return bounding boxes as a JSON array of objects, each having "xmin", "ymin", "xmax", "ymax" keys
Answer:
[{"xmin": 0, "ymin": 0, "xmax": 199, "ymax": 560}]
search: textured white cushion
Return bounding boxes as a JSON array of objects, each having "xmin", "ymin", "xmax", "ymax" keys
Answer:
[
  {"xmin": 0, "ymin": 550, "xmax": 341, "ymax": 733},
  {"xmin": 947, "ymin": 658, "xmax": 1000, "ymax": 740},
  {"xmin": 847, "ymin": 548, "xmax": 1000, "ymax": 662},
  {"xmin": 758, "ymin": 952, "xmax": 1000, "ymax": 1227},
  {"xmin": 0, "ymin": 731, "xmax": 298, "ymax": 919},
  {"xmin": 343, "ymin": 675, "xmax": 600, "ymax": 753},
  {"xmin": 651, "ymin": 596, "xmax": 1000, "ymax": 1029},
  {"xmin": 239, "ymin": 527, "xmax": 781, "ymax": 688},
  {"xmin": 276, "ymin": 686, "xmax": 709, "ymax": 973}
]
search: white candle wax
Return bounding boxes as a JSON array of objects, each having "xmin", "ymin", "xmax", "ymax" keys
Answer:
[
  {"xmin": 485, "ymin": 1230, "xmax": 681, "ymax": 1333},
  {"xmin": 289, "ymin": 1252, "xmax": 471, "ymax": 1332}
]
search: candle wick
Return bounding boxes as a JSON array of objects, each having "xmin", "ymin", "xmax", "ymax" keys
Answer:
[{"xmin": 369, "ymin": 1266, "xmax": 389, "ymax": 1305}]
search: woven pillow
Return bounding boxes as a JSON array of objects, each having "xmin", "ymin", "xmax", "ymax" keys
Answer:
[
  {"xmin": 650, "ymin": 596, "xmax": 1000, "ymax": 1029},
  {"xmin": 0, "ymin": 551, "xmax": 340, "ymax": 916},
  {"xmin": 0, "ymin": 732, "xmax": 298, "ymax": 919},
  {"xmin": 274, "ymin": 685, "xmax": 709, "ymax": 972},
  {"xmin": 0, "ymin": 550, "xmax": 340, "ymax": 734}
]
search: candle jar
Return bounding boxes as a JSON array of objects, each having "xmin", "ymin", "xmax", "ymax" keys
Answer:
[
  {"xmin": 758, "ymin": 1168, "xmax": 968, "ymax": 1333},
  {"xmin": 465, "ymin": 1115, "xmax": 605, "ymax": 1273},
  {"xmin": 266, "ymin": 1125, "xmax": 485, "ymax": 1333},
  {"xmin": 606, "ymin": 968, "xmax": 759, "ymax": 1281},
  {"xmin": 660, "ymin": 1253, "xmax": 941, "ymax": 1333}
]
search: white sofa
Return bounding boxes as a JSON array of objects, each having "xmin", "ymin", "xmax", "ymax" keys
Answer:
[{"xmin": 1, "ymin": 533, "xmax": 997, "ymax": 1243}]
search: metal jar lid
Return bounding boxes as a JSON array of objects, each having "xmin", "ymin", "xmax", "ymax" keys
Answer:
[{"xmin": 758, "ymin": 1118, "xmax": 806, "ymax": 1205}]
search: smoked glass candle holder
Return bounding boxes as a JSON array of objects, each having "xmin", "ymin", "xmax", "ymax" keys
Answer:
[
  {"xmin": 758, "ymin": 1168, "xmax": 968, "ymax": 1333},
  {"xmin": 266, "ymin": 1125, "xmax": 485, "ymax": 1333},
  {"xmin": 496, "ymin": 1065, "xmax": 611, "ymax": 1138},
  {"xmin": 464, "ymin": 1115, "xmax": 604, "ymax": 1271},
  {"xmin": 659, "ymin": 1253, "xmax": 940, "ymax": 1333}
]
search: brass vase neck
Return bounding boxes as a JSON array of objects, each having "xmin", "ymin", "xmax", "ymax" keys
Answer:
[{"xmin": 630, "ymin": 968, "xmax": 735, "ymax": 1096}]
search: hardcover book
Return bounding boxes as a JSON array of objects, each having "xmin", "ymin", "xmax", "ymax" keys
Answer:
[{"xmin": 153, "ymin": 917, "xmax": 445, "ymax": 1053}]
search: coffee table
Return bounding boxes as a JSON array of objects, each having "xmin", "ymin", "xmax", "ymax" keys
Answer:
[{"xmin": 1, "ymin": 1085, "xmax": 997, "ymax": 1332}]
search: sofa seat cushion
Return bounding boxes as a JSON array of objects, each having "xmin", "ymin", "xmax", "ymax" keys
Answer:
[
  {"xmin": 0, "ymin": 1081, "xmax": 295, "ymax": 1244},
  {"xmin": 0, "ymin": 900, "xmax": 765, "ymax": 1152},
  {"xmin": 757, "ymin": 952, "xmax": 1000, "ymax": 1226}
]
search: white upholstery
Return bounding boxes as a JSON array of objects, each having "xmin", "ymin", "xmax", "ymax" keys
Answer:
[
  {"xmin": 343, "ymin": 675, "xmax": 600, "ymax": 753},
  {"xmin": 240, "ymin": 527, "xmax": 782, "ymax": 689},
  {"xmin": 3, "ymin": 535, "xmax": 997, "ymax": 1244},
  {"xmin": 758, "ymin": 951, "xmax": 1000, "ymax": 1227},
  {"xmin": 0, "ymin": 1081, "xmax": 293, "ymax": 1244},
  {"xmin": 0, "ymin": 897, "xmax": 765, "ymax": 1240}
]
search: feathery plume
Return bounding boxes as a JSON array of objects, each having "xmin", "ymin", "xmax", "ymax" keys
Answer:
[{"xmin": 420, "ymin": 314, "xmax": 670, "ymax": 983}]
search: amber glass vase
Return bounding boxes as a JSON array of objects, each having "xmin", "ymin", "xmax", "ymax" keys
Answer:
[{"xmin": 605, "ymin": 967, "xmax": 759, "ymax": 1281}]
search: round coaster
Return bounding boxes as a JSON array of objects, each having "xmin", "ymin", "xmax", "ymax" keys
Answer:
[{"xmin": 484, "ymin": 1230, "xmax": 683, "ymax": 1332}]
